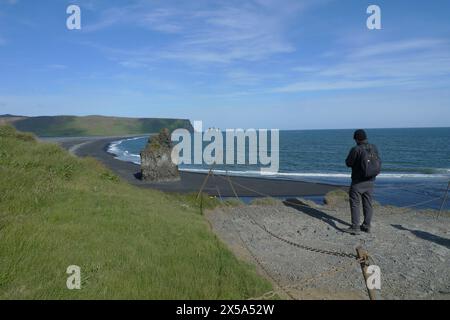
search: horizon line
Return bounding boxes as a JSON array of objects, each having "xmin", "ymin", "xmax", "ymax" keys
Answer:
[{"xmin": 1, "ymin": 114, "xmax": 449, "ymax": 131}]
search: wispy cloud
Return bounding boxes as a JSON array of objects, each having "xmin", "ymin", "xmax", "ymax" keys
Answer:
[
  {"xmin": 349, "ymin": 38, "xmax": 448, "ymax": 58},
  {"xmin": 83, "ymin": 0, "xmax": 321, "ymax": 64},
  {"xmin": 274, "ymin": 38, "xmax": 450, "ymax": 93}
]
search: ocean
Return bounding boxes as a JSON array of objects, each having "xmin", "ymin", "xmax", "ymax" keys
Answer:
[{"xmin": 107, "ymin": 128, "xmax": 450, "ymax": 210}]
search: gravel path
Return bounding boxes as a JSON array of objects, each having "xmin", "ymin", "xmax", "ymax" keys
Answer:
[{"xmin": 207, "ymin": 200, "xmax": 450, "ymax": 300}]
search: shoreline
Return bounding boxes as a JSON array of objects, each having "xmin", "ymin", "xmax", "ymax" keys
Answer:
[
  {"xmin": 42, "ymin": 136, "xmax": 450, "ymax": 210},
  {"xmin": 46, "ymin": 135, "xmax": 346, "ymax": 197}
]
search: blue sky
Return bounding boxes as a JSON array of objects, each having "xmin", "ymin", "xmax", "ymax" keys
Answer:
[{"xmin": 0, "ymin": 0, "xmax": 450, "ymax": 129}]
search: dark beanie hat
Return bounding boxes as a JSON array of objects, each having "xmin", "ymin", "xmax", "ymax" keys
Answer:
[{"xmin": 353, "ymin": 129, "xmax": 367, "ymax": 141}]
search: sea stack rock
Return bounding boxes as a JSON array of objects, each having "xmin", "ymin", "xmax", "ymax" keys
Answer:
[{"xmin": 140, "ymin": 128, "xmax": 180, "ymax": 182}]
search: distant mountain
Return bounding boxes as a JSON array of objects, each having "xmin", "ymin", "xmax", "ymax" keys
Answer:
[
  {"xmin": 0, "ymin": 114, "xmax": 23, "ymax": 118},
  {"xmin": 0, "ymin": 115, "xmax": 193, "ymax": 137},
  {"xmin": 0, "ymin": 114, "xmax": 27, "ymax": 126}
]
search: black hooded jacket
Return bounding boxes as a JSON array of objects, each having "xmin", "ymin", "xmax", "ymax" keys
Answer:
[{"xmin": 346, "ymin": 141, "xmax": 380, "ymax": 183}]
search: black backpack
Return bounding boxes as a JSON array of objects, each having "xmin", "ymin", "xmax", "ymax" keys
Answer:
[{"xmin": 360, "ymin": 144, "xmax": 381, "ymax": 179}]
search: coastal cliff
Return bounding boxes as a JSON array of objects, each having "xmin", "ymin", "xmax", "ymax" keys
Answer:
[{"xmin": 0, "ymin": 114, "xmax": 193, "ymax": 137}]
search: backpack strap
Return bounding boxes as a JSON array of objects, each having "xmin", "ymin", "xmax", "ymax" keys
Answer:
[
  {"xmin": 360, "ymin": 143, "xmax": 377, "ymax": 158},
  {"xmin": 366, "ymin": 144, "xmax": 379, "ymax": 159}
]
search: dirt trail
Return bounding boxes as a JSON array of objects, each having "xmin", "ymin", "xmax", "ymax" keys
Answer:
[{"xmin": 207, "ymin": 201, "xmax": 450, "ymax": 300}]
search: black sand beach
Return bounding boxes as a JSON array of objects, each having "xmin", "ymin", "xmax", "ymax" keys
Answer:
[{"xmin": 47, "ymin": 136, "xmax": 346, "ymax": 197}]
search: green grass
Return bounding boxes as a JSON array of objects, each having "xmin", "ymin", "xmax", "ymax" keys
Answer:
[
  {"xmin": 0, "ymin": 125, "xmax": 271, "ymax": 299},
  {"xmin": 4, "ymin": 115, "xmax": 193, "ymax": 137}
]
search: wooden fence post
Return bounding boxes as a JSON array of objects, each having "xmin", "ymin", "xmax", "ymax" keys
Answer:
[{"xmin": 356, "ymin": 246, "xmax": 376, "ymax": 301}]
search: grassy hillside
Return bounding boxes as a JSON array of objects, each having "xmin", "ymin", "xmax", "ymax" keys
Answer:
[
  {"xmin": 0, "ymin": 115, "xmax": 193, "ymax": 137},
  {"xmin": 0, "ymin": 125, "xmax": 271, "ymax": 299}
]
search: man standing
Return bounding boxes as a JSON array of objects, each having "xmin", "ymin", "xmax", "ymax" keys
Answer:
[{"xmin": 343, "ymin": 129, "xmax": 381, "ymax": 235}]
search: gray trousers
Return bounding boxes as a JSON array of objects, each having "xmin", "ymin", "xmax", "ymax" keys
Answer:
[{"xmin": 349, "ymin": 180, "xmax": 374, "ymax": 228}]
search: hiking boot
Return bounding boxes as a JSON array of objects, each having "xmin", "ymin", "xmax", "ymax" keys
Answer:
[
  {"xmin": 360, "ymin": 225, "xmax": 371, "ymax": 233},
  {"xmin": 342, "ymin": 226, "xmax": 360, "ymax": 235}
]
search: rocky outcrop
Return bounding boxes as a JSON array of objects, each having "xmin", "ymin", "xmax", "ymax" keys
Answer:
[
  {"xmin": 323, "ymin": 189, "xmax": 349, "ymax": 208},
  {"xmin": 140, "ymin": 128, "xmax": 180, "ymax": 182}
]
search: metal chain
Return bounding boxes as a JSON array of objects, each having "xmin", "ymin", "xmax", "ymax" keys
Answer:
[
  {"xmin": 244, "ymin": 211, "xmax": 357, "ymax": 259},
  {"xmin": 218, "ymin": 173, "xmax": 357, "ymax": 259}
]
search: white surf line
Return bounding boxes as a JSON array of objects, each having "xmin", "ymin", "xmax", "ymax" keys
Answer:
[{"xmin": 69, "ymin": 135, "xmax": 146, "ymax": 157}]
